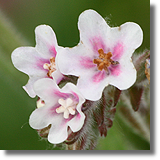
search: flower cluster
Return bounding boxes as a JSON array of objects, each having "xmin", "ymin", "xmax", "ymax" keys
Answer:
[{"xmin": 11, "ymin": 9, "xmax": 143, "ymax": 145}]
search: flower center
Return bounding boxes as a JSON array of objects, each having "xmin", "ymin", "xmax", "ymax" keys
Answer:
[
  {"xmin": 56, "ymin": 98, "xmax": 76, "ymax": 119},
  {"xmin": 43, "ymin": 57, "xmax": 56, "ymax": 77},
  {"xmin": 93, "ymin": 49, "xmax": 119, "ymax": 72}
]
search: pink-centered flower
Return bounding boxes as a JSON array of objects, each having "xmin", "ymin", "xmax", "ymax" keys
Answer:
[
  {"xmin": 11, "ymin": 25, "xmax": 63, "ymax": 98},
  {"xmin": 57, "ymin": 9, "xmax": 143, "ymax": 101},
  {"xmin": 29, "ymin": 78, "xmax": 85, "ymax": 144}
]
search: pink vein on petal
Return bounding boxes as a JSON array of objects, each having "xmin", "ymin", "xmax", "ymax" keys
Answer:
[
  {"xmin": 112, "ymin": 42, "xmax": 123, "ymax": 60},
  {"xmin": 49, "ymin": 46, "xmax": 57, "ymax": 57},
  {"xmin": 76, "ymin": 113, "xmax": 82, "ymax": 120},
  {"xmin": 92, "ymin": 70, "xmax": 106, "ymax": 83},
  {"xmin": 53, "ymin": 90, "xmax": 69, "ymax": 99},
  {"xmin": 50, "ymin": 104, "xmax": 60, "ymax": 114},
  {"xmin": 90, "ymin": 36, "xmax": 106, "ymax": 54},
  {"xmin": 109, "ymin": 65, "xmax": 121, "ymax": 76},
  {"xmin": 80, "ymin": 56, "xmax": 95, "ymax": 69},
  {"xmin": 36, "ymin": 58, "xmax": 50, "ymax": 70}
]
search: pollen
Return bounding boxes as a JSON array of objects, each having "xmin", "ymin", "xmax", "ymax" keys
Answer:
[
  {"xmin": 93, "ymin": 49, "xmax": 119, "ymax": 72},
  {"xmin": 43, "ymin": 57, "xmax": 56, "ymax": 77}
]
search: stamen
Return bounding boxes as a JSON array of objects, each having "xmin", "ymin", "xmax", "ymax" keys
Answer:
[
  {"xmin": 56, "ymin": 98, "xmax": 76, "ymax": 119},
  {"xmin": 93, "ymin": 49, "xmax": 119, "ymax": 72},
  {"xmin": 43, "ymin": 57, "xmax": 56, "ymax": 77}
]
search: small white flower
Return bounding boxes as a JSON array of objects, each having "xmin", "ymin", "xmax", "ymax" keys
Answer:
[
  {"xmin": 11, "ymin": 25, "xmax": 63, "ymax": 98},
  {"xmin": 29, "ymin": 78, "xmax": 85, "ymax": 144},
  {"xmin": 57, "ymin": 9, "xmax": 143, "ymax": 101}
]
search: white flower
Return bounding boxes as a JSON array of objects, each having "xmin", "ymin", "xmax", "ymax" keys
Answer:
[
  {"xmin": 57, "ymin": 9, "xmax": 143, "ymax": 101},
  {"xmin": 29, "ymin": 78, "xmax": 85, "ymax": 144},
  {"xmin": 11, "ymin": 25, "xmax": 63, "ymax": 98}
]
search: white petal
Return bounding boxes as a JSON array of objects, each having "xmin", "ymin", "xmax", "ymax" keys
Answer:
[
  {"xmin": 51, "ymin": 69, "xmax": 64, "ymax": 84},
  {"xmin": 35, "ymin": 25, "xmax": 58, "ymax": 59},
  {"xmin": 30, "ymin": 105, "xmax": 69, "ymax": 144},
  {"xmin": 77, "ymin": 70, "xmax": 109, "ymax": 101},
  {"xmin": 78, "ymin": 9, "xmax": 110, "ymax": 53},
  {"xmin": 29, "ymin": 107, "xmax": 52, "ymax": 129},
  {"xmin": 61, "ymin": 83, "xmax": 85, "ymax": 104},
  {"xmin": 68, "ymin": 112, "xmax": 85, "ymax": 132},
  {"xmin": 57, "ymin": 44, "xmax": 96, "ymax": 77},
  {"xmin": 33, "ymin": 78, "xmax": 62, "ymax": 107},
  {"xmin": 11, "ymin": 47, "xmax": 48, "ymax": 97},
  {"xmin": 109, "ymin": 22, "xmax": 143, "ymax": 60},
  {"xmin": 11, "ymin": 47, "xmax": 47, "ymax": 75},
  {"xmin": 48, "ymin": 121, "xmax": 68, "ymax": 144},
  {"xmin": 23, "ymin": 77, "xmax": 40, "ymax": 98},
  {"xmin": 109, "ymin": 59, "xmax": 137, "ymax": 90},
  {"xmin": 120, "ymin": 22, "xmax": 143, "ymax": 52}
]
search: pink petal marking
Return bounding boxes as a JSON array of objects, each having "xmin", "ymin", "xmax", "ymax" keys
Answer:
[
  {"xmin": 109, "ymin": 65, "xmax": 121, "ymax": 76},
  {"xmin": 80, "ymin": 56, "xmax": 96, "ymax": 69},
  {"xmin": 50, "ymin": 104, "xmax": 60, "ymax": 114},
  {"xmin": 92, "ymin": 70, "xmax": 106, "ymax": 83},
  {"xmin": 49, "ymin": 46, "xmax": 57, "ymax": 57},
  {"xmin": 112, "ymin": 42, "xmax": 123, "ymax": 60},
  {"xmin": 49, "ymin": 105, "xmax": 71, "ymax": 126},
  {"xmin": 36, "ymin": 58, "xmax": 50, "ymax": 70},
  {"xmin": 90, "ymin": 36, "xmax": 106, "ymax": 54},
  {"xmin": 71, "ymin": 92, "xmax": 79, "ymax": 103},
  {"xmin": 75, "ymin": 113, "xmax": 82, "ymax": 120},
  {"xmin": 53, "ymin": 90, "xmax": 69, "ymax": 99},
  {"xmin": 75, "ymin": 113, "xmax": 81, "ymax": 121}
]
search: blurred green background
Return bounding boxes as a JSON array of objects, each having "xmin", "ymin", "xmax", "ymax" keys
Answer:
[{"xmin": 0, "ymin": 0, "xmax": 149, "ymax": 150}]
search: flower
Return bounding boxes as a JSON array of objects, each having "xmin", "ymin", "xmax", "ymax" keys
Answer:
[
  {"xmin": 29, "ymin": 78, "xmax": 85, "ymax": 144},
  {"xmin": 57, "ymin": 9, "xmax": 143, "ymax": 101},
  {"xmin": 11, "ymin": 25, "xmax": 63, "ymax": 98}
]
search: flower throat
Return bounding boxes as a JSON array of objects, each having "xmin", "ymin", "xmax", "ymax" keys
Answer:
[{"xmin": 93, "ymin": 49, "xmax": 119, "ymax": 72}]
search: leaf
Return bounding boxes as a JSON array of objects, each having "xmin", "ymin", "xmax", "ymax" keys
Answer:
[{"xmin": 129, "ymin": 86, "xmax": 143, "ymax": 111}]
